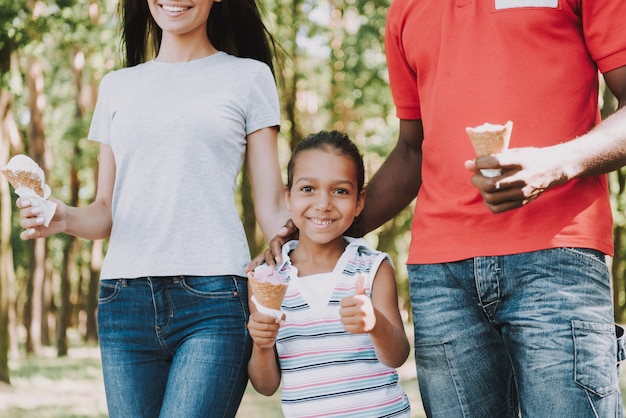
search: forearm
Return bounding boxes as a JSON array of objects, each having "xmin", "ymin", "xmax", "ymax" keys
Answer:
[
  {"xmin": 248, "ymin": 347, "xmax": 281, "ymax": 396},
  {"xmin": 368, "ymin": 312, "xmax": 410, "ymax": 368},
  {"xmin": 256, "ymin": 203, "xmax": 290, "ymax": 244},
  {"xmin": 64, "ymin": 200, "xmax": 112, "ymax": 240},
  {"xmin": 559, "ymin": 107, "xmax": 626, "ymax": 180},
  {"xmin": 561, "ymin": 65, "xmax": 626, "ymax": 178},
  {"xmin": 360, "ymin": 121, "xmax": 423, "ymax": 234}
]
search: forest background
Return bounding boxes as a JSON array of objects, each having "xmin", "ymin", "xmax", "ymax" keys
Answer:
[{"xmin": 0, "ymin": 0, "xmax": 625, "ymax": 390}]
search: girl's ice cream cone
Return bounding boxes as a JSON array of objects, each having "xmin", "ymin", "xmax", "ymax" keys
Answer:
[{"xmin": 248, "ymin": 265, "xmax": 288, "ymax": 313}]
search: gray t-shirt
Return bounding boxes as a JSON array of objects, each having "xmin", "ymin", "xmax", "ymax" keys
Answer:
[{"xmin": 88, "ymin": 52, "xmax": 280, "ymax": 279}]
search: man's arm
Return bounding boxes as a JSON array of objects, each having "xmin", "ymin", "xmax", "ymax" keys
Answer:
[
  {"xmin": 357, "ymin": 119, "xmax": 424, "ymax": 234},
  {"xmin": 467, "ymin": 65, "xmax": 626, "ymax": 213}
]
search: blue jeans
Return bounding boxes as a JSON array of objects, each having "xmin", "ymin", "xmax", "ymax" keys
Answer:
[
  {"xmin": 97, "ymin": 275, "xmax": 251, "ymax": 418},
  {"xmin": 408, "ymin": 248, "xmax": 624, "ymax": 417}
]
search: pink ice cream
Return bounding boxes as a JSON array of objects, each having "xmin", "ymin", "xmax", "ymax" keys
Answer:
[
  {"xmin": 252, "ymin": 264, "xmax": 285, "ymax": 284},
  {"xmin": 248, "ymin": 264, "xmax": 287, "ymax": 312}
]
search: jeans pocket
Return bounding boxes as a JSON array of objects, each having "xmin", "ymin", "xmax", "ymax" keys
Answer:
[
  {"xmin": 572, "ymin": 320, "xmax": 619, "ymax": 397},
  {"xmin": 180, "ymin": 275, "xmax": 243, "ymax": 299},
  {"xmin": 98, "ymin": 279, "xmax": 121, "ymax": 304}
]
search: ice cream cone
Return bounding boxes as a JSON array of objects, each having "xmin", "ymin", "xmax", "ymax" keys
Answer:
[
  {"xmin": 466, "ymin": 121, "xmax": 512, "ymax": 157},
  {"xmin": 2, "ymin": 155, "xmax": 46, "ymax": 197},
  {"xmin": 1, "ymin": 169, "xmax": 45, "ymax": 197},
  {"xmin": 247, "ymin": 272, "xmax": 288, "ymax": 311},
  {"xmin": 466, "ymin": 121, "xmax": 513, "ymax": 177}
]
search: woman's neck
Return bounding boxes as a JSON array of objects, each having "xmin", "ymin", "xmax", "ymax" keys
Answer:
[{"xmin": 155, "ymin": 36, "xmax": 218, "ymax": 63}]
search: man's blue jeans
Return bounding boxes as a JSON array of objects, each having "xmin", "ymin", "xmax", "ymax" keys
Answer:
[
  {"xmin": 408, "ymin": 248, "xmax": 623, "ymax": 417},
  {"xmin": 97, "ymin": 275, "xmax": 251, "ymax": 418}
]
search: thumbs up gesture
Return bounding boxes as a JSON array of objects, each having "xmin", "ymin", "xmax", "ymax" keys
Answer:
[{"xmin": 340, "ymin": 273, "xmax": 376, "ymax": 334}]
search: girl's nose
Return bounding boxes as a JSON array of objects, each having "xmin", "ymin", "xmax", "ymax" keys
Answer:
[{"xmin": 314, "ymin": 193, "xmax": 332, "ymax": 210}]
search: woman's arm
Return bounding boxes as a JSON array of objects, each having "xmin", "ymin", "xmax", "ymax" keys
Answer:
[
  {"xmin": 18, "ymin": 143, "xmax": 115, "ymax": 240},
  {"xmin": 246, "ymin": 127, "xmax": 290, "ymax": 242}
]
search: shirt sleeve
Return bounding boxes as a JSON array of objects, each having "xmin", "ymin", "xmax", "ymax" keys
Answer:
[
  {"xmin": 582, "ymin": 0, "xmax": 626, "ymax": 73},
  {"xmin": 88, "ymin": 72, "xmax": 113, "ymax": 145},
  {"xmin": 246, "ymin": 63, "xmax": 281, "ymax": 135},
  {"xmin": 384, "ymin": 0, "xmax": 422, "ymax": 120}
]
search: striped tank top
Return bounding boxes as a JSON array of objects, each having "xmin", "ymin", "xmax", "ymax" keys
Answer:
[{"xmin": 274, "ymin": 237, "xmax": 411, "ymax": 418}]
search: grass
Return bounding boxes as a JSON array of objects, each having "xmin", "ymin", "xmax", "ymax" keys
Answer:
[
  {"xmin": 1, "ymin": 343, "xmax": 624, "ymax": 417},
  {"xmin": 0, "ymin": 344, "xmax": 425, "ymax": 418}
]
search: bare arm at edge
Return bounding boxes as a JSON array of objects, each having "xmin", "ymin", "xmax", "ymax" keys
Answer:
[{"xmin": 355, "ymin": 119, "xmax": 424, "ymax": 235}]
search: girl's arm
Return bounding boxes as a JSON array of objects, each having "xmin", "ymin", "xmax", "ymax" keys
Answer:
[
  {"xmin": 247, "ymin": 299, "xmax": 282, "ymax": 396},
  {"xmin": 18, "ymin": 143, "xmax": 115, "ymax": 240},
  {"xmin": 246, "ymin": 127, "xmax": 290, "ymax": 242},
  {"xmin": 340, "ymin": 261, "xmax": 410, "ymax": 368}
]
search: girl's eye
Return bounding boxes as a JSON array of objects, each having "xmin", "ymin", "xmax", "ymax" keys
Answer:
[
  {"xmin": 300, "ymin": 186, "xmax": 314, "ymax": 192},
  {"xmin": 334, "ymin": 188, "xmax": 349, "ymax": 195}
]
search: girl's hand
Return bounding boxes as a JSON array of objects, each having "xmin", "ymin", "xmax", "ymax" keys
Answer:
[
  {"xmin": 247, "ymin": 311, "xmax": 284, "ymax": 350},
  {"xmin": 340, "ymin": 274, "xmax": 376, "ymax": 334},
  {"xmin": 17, "ymin": 197, "xmax": 66, "ymax": 240}
]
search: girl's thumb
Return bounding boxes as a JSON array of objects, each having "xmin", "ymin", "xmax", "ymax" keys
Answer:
[{"xmin": 354, "ymin": 274, "xmax": 366, "ymax": 295}]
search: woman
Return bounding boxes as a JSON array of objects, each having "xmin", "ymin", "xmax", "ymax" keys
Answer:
[{"xmin": 15, "ymin": 0, "xmax": 288, "ymax": 416}]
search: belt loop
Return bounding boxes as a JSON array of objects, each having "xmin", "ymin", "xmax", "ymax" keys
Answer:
[{"xmin": 121, "ymin": 278, "xmax": 128, "ymax": 287}]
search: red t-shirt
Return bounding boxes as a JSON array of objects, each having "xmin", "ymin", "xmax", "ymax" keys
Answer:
[{"xmin": 385, "ymin": 0, "xmax": 626, "ymax": 263}]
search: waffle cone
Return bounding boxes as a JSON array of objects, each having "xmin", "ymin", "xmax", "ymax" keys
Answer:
[
  {"xmin": 1, "ymin": 169, "xmax": 45, "ymax": 197},
  {"xmin": 466, "ymin": 121, "xmax": 513, "ymax": 157},
  {"xmin": 248, "ymin": 272, "xmax": 288, "ymax": 310}
]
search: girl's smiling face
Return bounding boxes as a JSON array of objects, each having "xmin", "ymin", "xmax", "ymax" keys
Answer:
[{"xmin": 286, "ymin": 148, "xmax": 365, "ymax": 245}]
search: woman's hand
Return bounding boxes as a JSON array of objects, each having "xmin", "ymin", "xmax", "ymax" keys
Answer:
[
  {"xmin": 245, "ymin": 219, "xmax": 299, "ymax": 271},
  {"xmin": 17, "ymin": 196, "xmax": 67, "ymax": 240}
]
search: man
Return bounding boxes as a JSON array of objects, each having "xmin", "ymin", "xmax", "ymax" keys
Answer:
[
  {"xmin": 368, "ymin": 1, "xmax": 626, "ymax": 416},
  {"xmin": 266, "ymin": 1, "xmax": 626, "ymax": 416}
]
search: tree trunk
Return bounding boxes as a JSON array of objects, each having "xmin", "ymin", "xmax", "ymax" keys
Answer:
[
  {"xmin": 24, "ymin": 57, "xmax": 50, "ymax": 354},
  {"xmin": 57, "ymin": 154, "xmax": 79, "ymax": 356},
  {"xmin": 0, "ymin": 89, "xmax": 14, "ymax": 384},
  {"xmin": 614, "ymin": 225, "xmax": 624, "ymax": 321}
]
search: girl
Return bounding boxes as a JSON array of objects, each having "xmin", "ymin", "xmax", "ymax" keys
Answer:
[
  {"xmin": 247, "ymin": 130, "xmax": 411, "ymax": 417},
  {"xmin": 15, "ymin": 0, "xmax": 289, "ymax": 416}
]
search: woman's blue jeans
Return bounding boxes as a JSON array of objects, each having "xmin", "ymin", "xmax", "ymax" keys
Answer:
[
  {"xmin": 97, "ymin": 275, "xmax": 251, "ymax": 418},
  {"xmin": 408, "ymin": 248, "xmax": 624, "ymax": 417}
]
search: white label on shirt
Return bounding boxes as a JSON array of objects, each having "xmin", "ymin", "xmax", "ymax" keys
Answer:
[{"xmin": 495, "ymin": 0, "xmax": 558, "ymax": 9}]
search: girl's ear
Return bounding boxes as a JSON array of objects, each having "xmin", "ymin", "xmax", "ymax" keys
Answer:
[
  {"xmin": 284, "ymin": 186, "xmax": 291, "ymax": 210},
  {"xmin": 354, "ymin": 189, "xmax": 366, "ymax": 217}
]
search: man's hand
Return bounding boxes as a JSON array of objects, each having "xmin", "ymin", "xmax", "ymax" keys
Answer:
[{"xmin": 465, "ymin": 147, "xmax": 568, "ymax": 213}]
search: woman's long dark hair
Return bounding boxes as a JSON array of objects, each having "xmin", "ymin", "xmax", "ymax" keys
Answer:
[{"xmin": 119, "ymin": 0, "xmax": 276, "ymax": 73}]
